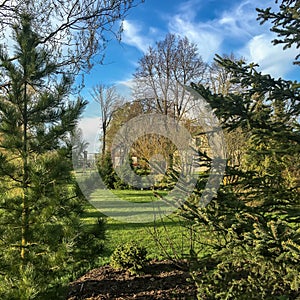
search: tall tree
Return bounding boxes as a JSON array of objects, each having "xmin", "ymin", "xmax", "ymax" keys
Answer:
[
  {"xmin": 133, "ymin": 33, "xmax": 206, "ymax": 120},
  {"xmin": 0, "ymin": 15, "xmax": 102, "ymax": 299},
  {"xmin": 207, "ymin": 53, "xmax": 244, "ymax": 95},
  {"xmin": 132, "ymin": 34, "xmax": 206, "ymax": 170},
  {"xmin": 91, "ymin": 84, "xmax": 124, "ymax": 158}
]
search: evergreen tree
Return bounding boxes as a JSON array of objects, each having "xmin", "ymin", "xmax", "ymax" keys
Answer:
[
  {"xmin": 0, "ymin": 15, "xmax": 104, "ymax": 299},
  {"xmin": 98, "ymin": 151, "xmax": 117, "ymax": 189},
  {"xmin": 181, "ymin": 1, "xmax": 300, "ymax": 296},
  {"xmin": 188, "ymin": 62, "xmax": 300, "ymax": 297}
]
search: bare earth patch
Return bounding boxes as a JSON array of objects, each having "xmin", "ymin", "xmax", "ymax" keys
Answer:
[{"xmin": 67, "ymin": 260, "xmax": 197, "ymax": 299}]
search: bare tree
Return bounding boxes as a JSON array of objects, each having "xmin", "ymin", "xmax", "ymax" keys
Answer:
[
  {"xmin": 91, "ymin": 84, "xmax": 124, "ymax": 157},
  {"xmin": 206, "ymin": 54, "xmax": 248, "ymax": 169},
  {"xmin": 0, "ymin": 0, "xmax": 143, "ymax": 74},
  {"xmin": 207, "ymin": 54, "xmax": 244, "ymax": 95},
  {"xmin": 133, "ymin": 33, "xmax": 207, "ymax": 120}
]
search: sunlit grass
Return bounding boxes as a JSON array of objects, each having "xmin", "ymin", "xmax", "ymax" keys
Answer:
[{"xmin": 80, "ymin": 189, "xmax": 205, "ymax": 265}]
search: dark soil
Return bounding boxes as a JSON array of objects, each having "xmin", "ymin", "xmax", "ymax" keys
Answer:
[{"xmin": 67, "ymin": 260, "xmax": 197, "ymax": 299}]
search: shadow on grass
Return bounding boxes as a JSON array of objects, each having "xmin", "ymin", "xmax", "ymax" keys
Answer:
[
  {"xmin": 81, "ymin": 206, "xmax": 186, "ymax": 231},
  {"xmin": 81, "ymin": 209, "xmax": 106, "ymax": 219},
  {"xmin": 105, "ymin": 219, "xmax": 185, "ymax": 231}
]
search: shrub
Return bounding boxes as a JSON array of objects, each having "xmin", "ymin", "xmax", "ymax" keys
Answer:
[
  {"xmin": 98, "ymin": 152, "xmax": 117, "ymax": 189},
  {"xmin": 154, "ymin": 167, "xmax": 179, "ymax": 190},
  {"xmin": 110, "ymin": 241, "xmax": 148, "ymax": 274}
]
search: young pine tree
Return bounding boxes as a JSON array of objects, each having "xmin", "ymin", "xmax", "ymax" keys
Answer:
[{"xmin": 0, "ymin": 15, "xmax": 104, "ymax": 299}]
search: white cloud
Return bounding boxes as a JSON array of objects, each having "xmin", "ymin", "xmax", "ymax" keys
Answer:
[
  {"xmin": 116, "ymin": 78, "xmax": 135, "ymax": 89},
  {"xmin": 217, "ymin": 1, "xmax": 266, "ymax": 39},
  {"xmin": 168, "ymin": 16, "xmax": 222, "ymax": 62},
  {"xmin": 114, "ymin": 79, "xmax": 134, "ymax": 99},
  {"xmin": 120, "ymin": 0, "xmax": 278, "ymax": 64},
  {"xmin": 239, "ymin": 33, "xmax": 299, "ymax": 78},
  {"xmin": 167, "ymin": 0, "xmax": 268, "ymax": 62},
  {"xmin": 167, "ymin": 0, "xmax": 297, "ymax": 78},
  {"xmin": 122, "ymin": 20, "xmax": 153, "ymax": 53},
  {"xmin": 175, "ymin": 0, "xmax": 203, "ymax": 20}
]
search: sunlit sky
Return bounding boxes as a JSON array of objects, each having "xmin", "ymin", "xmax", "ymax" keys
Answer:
[{"xmin": 78, "ymin": 0, "xmax": 299, "ymax": 151}]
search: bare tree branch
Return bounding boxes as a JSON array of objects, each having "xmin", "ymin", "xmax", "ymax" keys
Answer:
[
  {"xmin": 133, "ymin": 33, "xmax": 207, "ymax": 121},
  {"xmin": 0, "ymin": 0, "xmax": 144, "ymax": 74}
]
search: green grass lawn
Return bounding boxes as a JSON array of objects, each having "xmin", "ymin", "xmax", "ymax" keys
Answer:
[{"xmin": 81, "ymin": 189, "xmax": 201, "ymax": 265}]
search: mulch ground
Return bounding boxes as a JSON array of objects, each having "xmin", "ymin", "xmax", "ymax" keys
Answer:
[{"xmin": 67, "ymin": 260, "xmax": 197, "ymax": 299}]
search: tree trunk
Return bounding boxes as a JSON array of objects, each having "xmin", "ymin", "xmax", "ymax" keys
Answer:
[
  {"xmin": 21, "ymin": 82, "xmax": 29, "ymax": 261},
  {"xmin": 102, "ymin": 123, "xmax": 106, "ymax": 160}
]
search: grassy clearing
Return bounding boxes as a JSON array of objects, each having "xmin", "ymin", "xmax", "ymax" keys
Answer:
[{"xmin": 81, "ymin": 189, "xmax": 200, "ymax": 265}]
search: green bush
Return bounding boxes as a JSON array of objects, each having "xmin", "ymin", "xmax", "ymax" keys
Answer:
[
  {"xmin": 110, "ymin": 241, "xmax": 148, "ymax": 274},
  {"xmin": 98, "ymin": 152, "xmax": 117, "ymax": 189},
  {"xmin": 190, "ymin": 214, "xmax": 300, "ymax": 300},
  {"xmin": 154, "ymin": 168, "xmax": 179, "ymax": 190}
]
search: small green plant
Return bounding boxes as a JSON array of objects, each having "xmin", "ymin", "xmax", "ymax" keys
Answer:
[{"xmin": 110, "ymin": 241, "xmax": 148, "ymax": 274}]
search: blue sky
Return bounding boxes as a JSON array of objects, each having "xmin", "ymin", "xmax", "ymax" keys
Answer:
[
  {"xmin": 79, "ymin": 0, "xmax": 299, "ymax": 151},
  {"xmin": 83, "ymin": 0, "xmax": 299, "ymax": 92}
]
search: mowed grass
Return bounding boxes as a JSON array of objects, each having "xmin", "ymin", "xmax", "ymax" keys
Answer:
[{"xmin": 81, "ymin": 189, "xmax": 202, "ymax": 265}]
